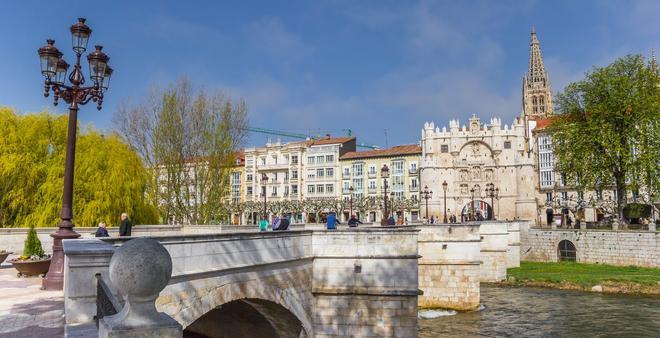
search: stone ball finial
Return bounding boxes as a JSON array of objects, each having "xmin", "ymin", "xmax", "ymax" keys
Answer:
[{"xmin": 109, "ymin": 238, "xmax": 172, "ymax": 299}]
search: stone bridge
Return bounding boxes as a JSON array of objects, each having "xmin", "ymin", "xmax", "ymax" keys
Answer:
[{"xmin": 63, "ymin": 228, "xmax": 420, "ymax": 337}]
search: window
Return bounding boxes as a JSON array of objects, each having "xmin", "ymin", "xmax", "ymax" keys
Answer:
[
  {"xmin": 308, "ymin": 156, "xmax": 315, "ymax": 164},
  {"xmin": 369, "ymin": 165, "xmax": 376, "ymax": 175},
  {"xmin": 326, "ymin": 168, "xmax": 334, "ymax": 177},
  {"xmin": 308, "ymin": 185, "xmax": 315, "ymax": 194},
  {"xmin": 292, "ymin": 185, "xmax": 298, "ymax": 194},
  {"xmin": 352, "ymin": 163, "xmax": 363, "ymax": 177},
  {"xmin": 411, "ymin": 178, "xmax": 418, "ymax": 188},
  {"xmin": 343, "ymin": 181, "xmax": 350, "ymax": 191},
  {"xmin": 561, "ymin": 192, "xmax": 568, "ymax": 201},
  {"xmin": 291, "ymin": 155, "xmax": 298, "ymax": 164},
  {"xmin": 596, "ymin": 190, "xmax": 603, "ymax": 200},
  {"xmin": 247, "ymin": 186, "xmax": 253, "ymax": 196},
  {"xmin": 410, "ymin": 162, "xmax": 418, "ymax": 173},
  {"xmin": 307, "ymin": 169, "xmax": 316, "ymax": 179},
  {"xmin": 441, "ymin": 144, "xmax": 449, "ymax": 153},
  {"xmin": 326, "ymin": 184, "xmax": 334, "ymax": 193},
  {"xmin": 260, "ymin": 157, "xmax": 266, "ymax": 165},
  {"xmin": 352, "ymin": 178, "xmax": 363, "ymax": 192},
  {"xmin": 246, "ymin": 174, "xmax": 253, "ymax": 182},
  {"xmin": 392, "ymin": 176, "xmax": 405, "ymax": 190},
  {"xmin": 326, "ymin": 155, "xmax": 334, "ymax": 162},
  {"xmin": 392, "ymin": 160, "xmax": 404, "ymax": 175},
  {"xmin": 369, "ymin": 180, "xmax": 376, "ymax": 189},
  {"xmin": 317, "ymin": 184, "xmax": 324, "ymax": 193},
  {"xmin": 316, "ymin": 155, "xmax": 324, "ymax": 164},
  {"xmin": 272, "ymin": 187, "xmax": 278, "ymax": 196},
  {"xmin": 546, "ymin": 192, "xmax": 553, "ymax": 202},
  {"xmin": 577, "ymin": 191, "xmax": 584, "ymax": 200},
  {"xmin": 291, "ymin": 170, "xmax": 298, "ymax": 179},
  {"xmin": 317, "ymin": 169, "xmax": 325, "ymax": 177},
  {"xmin": 504, "ymin": 141, "xmax": 512, "ymax": 149},
  {"xmin": 343, "ymin": 167, "xmax": 350, "ymax": 176}
]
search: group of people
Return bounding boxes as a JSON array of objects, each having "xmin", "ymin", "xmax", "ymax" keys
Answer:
[
  {"xmin": 94, "ymin": 212, "xmax": 133, "ymax": 237},
  {"xmin": 426, "ymin": 213, "xmax": 459, "ymax": 224},
  {"xmin": 259, "ymin": 214, "xmax": 292, "ymax": 231},
  {"xmin": 326, "ymin": 212, "xmax": 364, "ymax": 229}
]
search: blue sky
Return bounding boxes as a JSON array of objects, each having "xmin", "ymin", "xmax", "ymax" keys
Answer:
[{"xmin": 1, "ymin": 0, "xmax": 657, "ymax": 148}]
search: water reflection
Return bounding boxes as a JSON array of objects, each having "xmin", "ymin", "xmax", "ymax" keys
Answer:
[{"xmin": 419, "ymin": 285, "xmax": 660, "ymax": 337}]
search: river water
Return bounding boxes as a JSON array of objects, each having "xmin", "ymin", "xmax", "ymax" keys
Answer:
[{"xmin": 419, "ymin": 285, "xmax": 660, "ymax": 337}]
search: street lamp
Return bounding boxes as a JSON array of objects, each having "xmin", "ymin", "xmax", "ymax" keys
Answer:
[
  {"xmin": 470, "ymin": 187, "xmax": 475, "ymax": 221},
  {"xmin": 442, "ymin": 181, "xmax": 448, "ymax": 223},
  {"xmin": 349, "ymin": 186, "xmax": 354, "ymax": 219},
  {"xmin": 261, "ymin": 174, "xmax": 268, "ymax": 221},
  {"xmin": 38, "ymin": 18, "xmax": 111, "ymax": 290},
  {"xmin": 421, "ymin": 185, "xmax": 433, "ymax": 221},
  {"xmin": 381, "ymin": 164, "xmax": 389, "ymax": 225},
  {"xmin": 486, "ymin": 183, "xmax": 499, "ymax": 220}
]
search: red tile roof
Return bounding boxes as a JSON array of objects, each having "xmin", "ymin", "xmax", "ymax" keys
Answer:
[
  {"xmin": 534, "ymin": 117, "xmax": 557, "ymax": 130},
  {"xmin": 340, "ymin": 144, "xmax": 421, "ymax": 160}
]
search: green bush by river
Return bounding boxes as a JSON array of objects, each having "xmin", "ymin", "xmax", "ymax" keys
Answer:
[{"xmin": 505, "ymin": 262, "xmax": 660, "ymax": 295}]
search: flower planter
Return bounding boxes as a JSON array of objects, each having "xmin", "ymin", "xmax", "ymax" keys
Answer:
[
  {"xmin": 0, "ymin": 252, "xmax": 12, "ymax": 265},
  {"xmin": 11, "ymin": 258, "xmax": 51, "ymax": 277}
]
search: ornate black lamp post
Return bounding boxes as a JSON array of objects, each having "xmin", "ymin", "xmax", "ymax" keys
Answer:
[
  {"xmin": 261, "ymin": 174, "xmax": 268, "ymax": 221},
  {"xmin": 349, "ymin": 186, "xmax": 354, "ymax": 219},
  {"xmin": 469, "ymin": 187, "xmax": 476, "ymax": 221},
  {"xmin": 442, "ymin": 181, "xmax": 448, "ymax": 223},
  {"xmin": 421, "ymin": 185, "xmax": 432, "ymax": 221},
  {"xmin": 488, "ymin": 183, "xmax": 499, "ymax": 220},
  {"xmin": 38, "ymin": 18, "xmax": 111, "ymax": 290},
  {"xmin": 380, "ymin": 164, "xmax": 389, "ymax": 225}
]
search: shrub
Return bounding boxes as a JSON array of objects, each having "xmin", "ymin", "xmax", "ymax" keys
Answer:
[
  {"xmin": 623, "ymin": 203, "xmax": 652, "ymax": 219},
  {"xmin": 23, "ymin": 225, "xmax": 45, "ymax": 258}
]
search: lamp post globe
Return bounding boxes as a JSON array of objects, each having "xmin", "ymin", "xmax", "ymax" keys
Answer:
[{"xmin": 38, "ymin": 18, "xmax": 112, "ymax": 290}]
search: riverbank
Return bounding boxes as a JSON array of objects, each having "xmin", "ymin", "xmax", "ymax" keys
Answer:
[{"xmin": 501, "ymin": 261, "xmax": 660, "ymax": 295}]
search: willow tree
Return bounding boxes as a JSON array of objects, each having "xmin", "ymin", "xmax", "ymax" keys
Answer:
[
  {"xmin": 0, "ymin": 108, "xmax": 157, "ymax": 228},
  {"xmin": 114, "ymin": 78, "xmax": 248, "ymax": 224},
  {"xmin": 549, "ymin": 54, "xmax": 659, "ymax": 224}
]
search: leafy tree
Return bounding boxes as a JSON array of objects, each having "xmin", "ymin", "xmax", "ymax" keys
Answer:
[
  {"xmin": 114, "ymin": 78, "xmax": 248, "ymax": 224},
  {"xmin": 0, "ymin": 108, "xmax": 157, "ymax": 228},
  {"xmin": 549, "ymin": 54, "xmax": 659, "ymax": 225}
]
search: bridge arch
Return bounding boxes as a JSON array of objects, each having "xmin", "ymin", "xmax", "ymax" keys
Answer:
[{"xmin": 160, "ymin": 280, "xmax": 313, "ymax": 338}]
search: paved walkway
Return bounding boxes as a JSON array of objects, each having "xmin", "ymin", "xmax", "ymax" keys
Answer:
[{"xmin": 0, "ymin": 259, "xmax": 65, "ymax": 338}]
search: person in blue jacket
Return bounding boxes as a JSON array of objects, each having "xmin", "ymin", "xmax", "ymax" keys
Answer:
[{"xmin": 326, "ymin": 212, "xmax": 340, "ymax": 230}]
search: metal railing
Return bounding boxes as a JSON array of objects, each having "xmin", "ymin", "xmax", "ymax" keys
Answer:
[{"xmin": 95, "ymin": 273, "xmax": 123, "ymax": 328}]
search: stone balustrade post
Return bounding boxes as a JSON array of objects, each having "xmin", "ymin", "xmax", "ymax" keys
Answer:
[
  {"xmin": 99, "ymin": 238, "xmax": 182, "ymax": 337},
  {"xmin": 648, "ymin": 222, "xmax": 656, "ymax": 232}
]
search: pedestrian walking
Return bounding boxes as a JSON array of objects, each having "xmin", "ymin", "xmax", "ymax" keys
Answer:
[
  {"xmin": 119, "ymin": 212, "xmax": 133, "ymax": 237},
  {"xmin": 326, "ymin": 212, "xmax": 340, "ymax": 230},
  {"xmin": 348, "ymin": 214, "xmax": 362, "ymax": 227},
  {"xmin": 95, "ymin": 221, "xmax": 109, "ymax": 237},
  {"xmin": 272, "ymin": 215, "xmax": 281, "ymax": 231}
]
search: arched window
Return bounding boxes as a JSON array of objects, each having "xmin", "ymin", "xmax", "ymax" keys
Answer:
[
  {"xmin": 532, "ymin": 96, "xmax": 537, "ymax": 105},
  {"xmin": 557, "ymin": 240, "xmax": 576, "ymax": 261},
  {"xmin": 539, "ymin": 95, "xmax": 544, "ymax": 104}
]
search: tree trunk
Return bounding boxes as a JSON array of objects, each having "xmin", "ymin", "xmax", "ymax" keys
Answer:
[{"xmin": 614, "ymin": 172, "xmax": 628, "ymax": 228}]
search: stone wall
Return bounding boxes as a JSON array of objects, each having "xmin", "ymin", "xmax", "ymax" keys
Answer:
[
  {"xmin": 417, "ymin": 224, "xmax": 480, "ymax": 311},
  {"xmin": 1, "ymin": 225, "xmax": 182, "ymax": 254},
  {"xmin": 521, "ymin": 228, "xmax": 660, "ymax": 268},
  {"xmin": 479, "ymin": 221, "xmax": 509, "ymax": 282}
]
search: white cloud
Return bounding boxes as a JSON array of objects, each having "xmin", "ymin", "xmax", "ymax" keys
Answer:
[{"xmin": 246, "ymin": 18, "xmax": 313, "ymax": 61}]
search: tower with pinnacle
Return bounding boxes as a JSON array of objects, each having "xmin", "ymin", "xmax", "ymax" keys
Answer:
[{"xmin": 522, "ymin": 27, "xmax": 553, "ymax": 118}]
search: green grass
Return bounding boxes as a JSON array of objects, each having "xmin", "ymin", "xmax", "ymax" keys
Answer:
[{"xmin": 508, "ymin": 261, "xmax": 660, "ymax": 288}]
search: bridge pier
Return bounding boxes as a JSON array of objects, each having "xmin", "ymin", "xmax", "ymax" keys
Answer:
[
  {"xmin": 311, "ymin": 228, "xmax": 420, "ymax": 337},
  {"xmin": 417, "ymin": 224, "xmax": 481, "ymax": 311},
  {"xmin": 479, "ymin": 221, "xmax": 509, "ymax": 282}
]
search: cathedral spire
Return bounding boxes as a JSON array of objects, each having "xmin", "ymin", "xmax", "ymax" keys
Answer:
[{"xmin": 522, "ymin": 27, "xmax": 553, "ymax": 118}]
